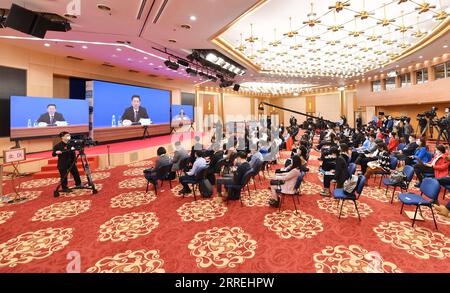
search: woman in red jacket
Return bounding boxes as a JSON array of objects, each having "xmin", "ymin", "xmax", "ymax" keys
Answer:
[
  {"xmin": 413, "ymin": 145, "xmax": 449, "ymax": 187},
  {"xmin": 387, "ymin": 132, "xmax": 399, "ymax": 153}
]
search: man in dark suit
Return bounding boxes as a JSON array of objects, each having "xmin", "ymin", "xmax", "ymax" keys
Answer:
[
  {"xmin": 37, "ymin": 104, "xmax": 66, "ymax": 126},
  {"xmin": 52, "ymin": 131, "xmax": 82, "ymax": 196},
  {"xmin": 216, "ymin": 152, "xmax": 251, "ymax": 200},
  {"xmin": 121, "ymin": 95, "xmax": 149, "ymax": 125}
]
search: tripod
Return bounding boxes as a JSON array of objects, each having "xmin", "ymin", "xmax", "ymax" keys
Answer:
[
  {"xmin": 53, "ymin": 149, "xmax": 97, "ymax": 197},
  {"xmin": 142, "ymin": 126, "xmax": 150, "ymax": 139},
  {"xmin": 417, "ymin": 118, "xmax": 434, "ymax": 138},
  {"xmin": 188, "ymin": 122, "xmax": 195, "ymax": 131},
  {"xmin": 435, "ymin": 126, "xmax": 450, "ymax": 146}
]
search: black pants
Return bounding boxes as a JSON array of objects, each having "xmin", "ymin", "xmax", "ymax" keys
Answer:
[
  {"xmin": 58, "ymin": 162, "xmax": 81, "ymax": 189},
  {"xmin": 324, "ymin": 175, "xmax": 344, "ymax": 189},
  {"xmin": 414, "ymin": 163, "xmax": 434, "ymax": 183},
  {"xmin": 216, "ymin": 177, "xmax": 234, "ymax": 195},
  {"xmin": 179, "ymin": 175, "xmax": 196, "ymax": 192},
  {"xmin": 360, "ymin": 157, "xmax": 377, "ymax": 174}
]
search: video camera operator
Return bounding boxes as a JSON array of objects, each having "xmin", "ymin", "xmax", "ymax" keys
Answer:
[{"xmin": 52, "ymin": 131, "xmax": 82, "ymax": 194}]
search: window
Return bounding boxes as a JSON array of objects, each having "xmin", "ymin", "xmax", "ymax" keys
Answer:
[
  {"xmin": 371, "ymin": 80, "xmax": 381, "ymax": 92},
  {"xmin": 434, "ymin": 63, "xmax": 446, "ymax": 80},
  {"xmin": 400, "ymin": 73, "xmax": 411, "ymax": 87},
  {"xmin": 385, "ymin": 77, "xmax": 396, "ymax": 90},
  {"xmin": 416, "ymin": 68, "xmax": 428, "ymax": 84},
  {"xmin": 447, "ymin": 61, "xmax": 450, "ymax": 78}
]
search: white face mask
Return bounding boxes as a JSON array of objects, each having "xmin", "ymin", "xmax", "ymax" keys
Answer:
[
  {"xmin": 65, "ymin": 135, "xmax": 71, "ymax": 141},
  {"xmin": 416, "ymin": 139, "xmax": 421, "ymax": 145},
  {"xmin": 436, "ymin": 150, "xmax": 441, "ymax": 155},
  {"xmin": 409, "ymin": 138, "xmax": 414, "ymax": 143}
]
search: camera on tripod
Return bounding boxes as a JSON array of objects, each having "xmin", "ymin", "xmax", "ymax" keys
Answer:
[
  {"xmin": 418, "ymin": 106, "xmax": 438, "ymax": 120},
  {"xmin": 68, "ymin": 135, "xmax": 97, "ymax": 151}
]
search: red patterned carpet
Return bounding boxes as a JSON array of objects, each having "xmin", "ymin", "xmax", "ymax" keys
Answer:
[{"xmin": 1, "ymin": 149, "xmax": 450, "ymax": 273}]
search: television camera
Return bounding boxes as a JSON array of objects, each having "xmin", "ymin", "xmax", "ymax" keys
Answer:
[{"xmin": 54, "ymin": 134, "xmax": 98, "ymax": 197}]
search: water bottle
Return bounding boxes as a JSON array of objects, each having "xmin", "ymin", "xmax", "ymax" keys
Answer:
[
  {"xmin": 112, "ymin": 115, "xmax": 116, "ymax": 127},
  {"xmin": 27, "ymin": 119, "xmax": 32, "ymax": 128},
  {"xmin": 33, "ymin": 120, "xmax": 38, "ymax": 127},
  {"xmin": 118, "ymin": 119, "xmax": 122, "ymax": 127}
]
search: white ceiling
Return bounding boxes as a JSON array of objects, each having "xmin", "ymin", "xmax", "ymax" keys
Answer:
[{"xmin": 0, "ymin": 0, "xmax": 449, "ymax": 93}]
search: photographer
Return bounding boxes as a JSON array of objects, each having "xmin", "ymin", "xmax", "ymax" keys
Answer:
[{"xmin": 52, "ymin": 131, "xmax": 82, "ymax": 194}]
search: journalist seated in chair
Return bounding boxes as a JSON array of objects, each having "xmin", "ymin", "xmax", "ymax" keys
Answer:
[
  {"xmin": 209, "ymin": 143, "xmax": 224, "ymax": 170},
  {"xmin": 179, "ymin": 150, "xmax": 207, "ymax": 195},
  {"xmin": 144, "ymin": 147, "xmax": 172, "ymax": 182},
  {"xmin": 363, "ymin": 142, "xmax": 390, "ymax": 180},
  {"xmin": 405, "ymin": 137, "xmax": 430, "ymax": 166},
  {"xmin": 216, "ymin": 151, "xmax": 251, "ymax": 201},
  {"xmin": 37, "ymin": 104, "xmax": 66, "ymax": 126},
  {"xmin": 171, "ymin": 141, "xmax": 189, "ymax": 172},
  {"xmin": 320, "ymin": 144, "xmax": 350, "ymax": 197},
  {"xmin": 248, "ymin": 148, "xmax": 264, "ymax": 169},
  {"xmin": 413, "ymin": 145, "xmax": 449, "ymax": 188},
  {"xmin": 268, "ymin": 155, "xmax": 303, "ymax": 207},
  {"xmin": 393, "ymin": 135, "xmax": 418, "ymax": 160}
]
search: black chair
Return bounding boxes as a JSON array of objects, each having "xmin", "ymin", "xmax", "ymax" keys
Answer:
[
  {"xmin": 177, "ymin": 156, "xmax": 192, "ymax": 177},
  {"xmin": 276, "ymin": 172, "xmax": 305, "ymax": 213},
  {"xmin": 144, "ymin": 163, "xmax": 174, "ymax": 195},
  {"xmin": 224, "ymin": 169, "xmax": 254, "ymax": 207},
  {"xmin": 251, "ymin": 159, "xmax": 264, "ymax": 188},
  {"xmin": 213, "ymin": 158, "xmax": 227, "ymax": 176},
  {"xmin": 181, "ymin": 166, "xmax": 209, "ymax": 201}
]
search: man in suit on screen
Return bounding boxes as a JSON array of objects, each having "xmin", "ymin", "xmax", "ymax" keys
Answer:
[
  {"xmin": 37, "ymin": 104, "xmax": 66, "ymax": 126},
  {"xmin": 121, "ymin": 95, "xmax": 149, "ymax": 125}
]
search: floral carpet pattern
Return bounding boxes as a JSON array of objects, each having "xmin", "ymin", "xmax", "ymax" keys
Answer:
[{"xmin": 0, "ymin": 149, "xmax": 449, "ymax": 273}]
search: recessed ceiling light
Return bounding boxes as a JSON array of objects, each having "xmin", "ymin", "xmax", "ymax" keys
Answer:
[
  {"xmin": 149, "ymin": 63, "xmax": 154, "ymax": 65},
  {"xmin": 190, "ymin": 16, "xmax": 197, "ymax": 21},
  {"xmin": 444, "ymin": 44, "xmax": 448, "ymax": 48},
  {"xmin": 82, "ymin": 45, "xmax": 88, "ymax": 49},
  {"xmin": 112, "ymin": 54, "xmax": 117, "ymax": 58},
  {"xmin": 116, "ymin": 48, "xmax": 122, "ymax": 51},
  {"xmin": 97, "ymin": 4, "xmax": 111, "ymax": 11},
  {"xmin": 143, "ymin": 56, "xmax": 148, "ymax": 60},
  {"xmin": 44, "ymin": 43, "xmax": 50, "ymax": 47},
  {"xmin": 419, "ymin": 55, "xmax": 423, "ymax": 59}
]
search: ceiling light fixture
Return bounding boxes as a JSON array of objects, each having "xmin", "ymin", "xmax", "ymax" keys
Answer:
[
  {"xmin": 44, "ymin": 43, "xmax": 50, "ymax": 47},
  {"xmin": 190, "ymin": 16, "xmax": 197, "ymax": 21}
]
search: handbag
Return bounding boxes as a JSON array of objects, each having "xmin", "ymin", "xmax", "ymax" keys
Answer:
[
  {"xmin": 343, "ymin": 175, "xmax": 358, "ymax": 193},
  {"xmin": 389, "ymin": 170, "xmax": 406, "ymax": 184}
]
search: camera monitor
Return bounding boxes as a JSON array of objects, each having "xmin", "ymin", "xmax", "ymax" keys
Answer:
[{"xmin": 10, "ymin": 96, "xmax": 89, "ymax": 140}]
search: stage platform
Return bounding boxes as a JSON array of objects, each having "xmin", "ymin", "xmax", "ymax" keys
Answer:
[{"xmin": 3, "ymin": 130, "xmax": 208, "ymax": 175}]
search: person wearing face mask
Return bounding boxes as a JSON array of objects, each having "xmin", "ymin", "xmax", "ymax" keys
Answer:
[
  {"xmin": 52, "ymin": 131, "xmax": 82, "ymax": 195},
  {"xmin": 413, "ymin": 145, "xmax": 449, "ymax": 187},
  {"xmin": 217, "ymin": 152, "xmax": 251, "ymax": 201},
  {"xmin": 394, "ymin": 135, "xmax": 418, "ymax": 160},
  {"xmin": 387, "ymin": 132, "xmax": 399, "ymax": 153},
  {"xmin": 405, "ymin": 137, "xmax": 431, "ymax": 166}
]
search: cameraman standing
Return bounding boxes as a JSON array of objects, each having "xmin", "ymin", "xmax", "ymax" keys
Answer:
[{"xmin": 52, "ymin": 131, "xmax": 82, "ymax": 195}]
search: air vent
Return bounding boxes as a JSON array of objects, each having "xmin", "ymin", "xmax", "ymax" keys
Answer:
[
  {"xmin": 102, "ymin": 63, "xmax": 115, "ymax": 68},
  {"xmin": 66, "ymin": 56, "xmax": 83, "ymax": 61},
  {"xmin": 148, "ymin": 74, "xmax": 158, "ymax": 78},
  {"xmin": 65, "ymin": 45, "xmax": 74, "ymax": 48},
  {"xmin": 180, "ymin": 24, "xmax": 191, "ymax": 30},
  {"xmin": 129, "ymin": 69, "xmax": 139, "ymax": 73},
  {"xmin": 166, "ymin": 78, "xmax": 174, "ymax": 81},
  {"xmin": 153, "ymin": 0, "xmax": 168, "ymax": 24},
  {"xmin": 97, "ymin": 4, "xmax": 111, "ymax": 12}
]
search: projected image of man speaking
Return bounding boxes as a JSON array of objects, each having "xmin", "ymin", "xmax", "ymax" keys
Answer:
[
  {"xmin": 121, "ymin": 95, "xmax": 150, "ymax": 125},
  {"xmin": 37, "ymin": 104, "xmax": 66, "ymax": 126}
]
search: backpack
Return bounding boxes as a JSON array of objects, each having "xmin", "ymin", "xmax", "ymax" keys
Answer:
[
  {"xmin": 343, "ymin": 175, "xmax": 358, "ymax": 194},
  {"xmin": 199, "ymin": 179, "xmax": 213, "ymax": 198},
  {"xmin": 389, "ymin": 170, "xmax": 406, "ymax": 184}
]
